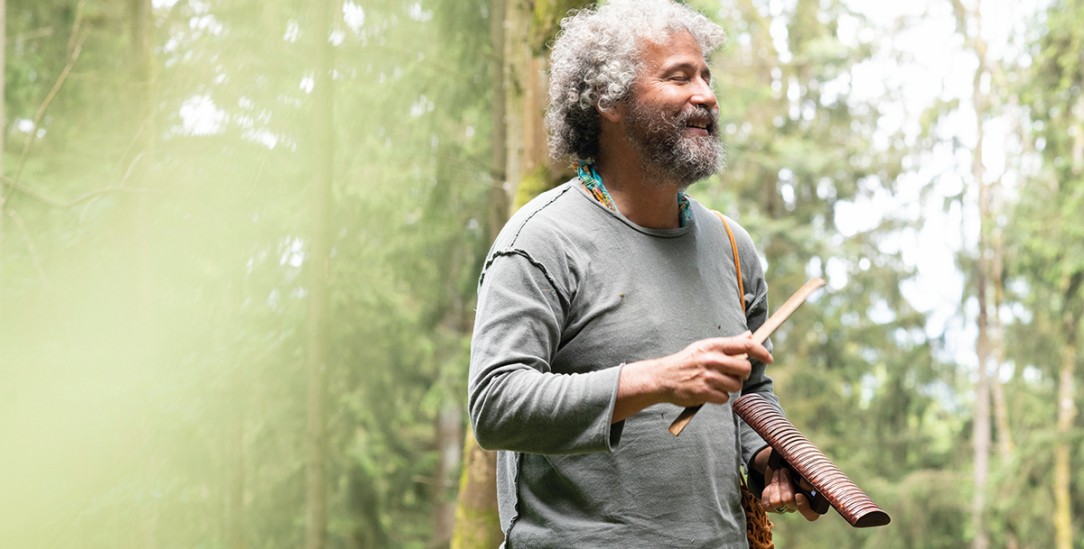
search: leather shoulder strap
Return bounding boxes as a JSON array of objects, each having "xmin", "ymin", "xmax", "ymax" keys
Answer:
[{"xmin": 712, "ymin": 210, "xmax": 745, "ymax": 315}]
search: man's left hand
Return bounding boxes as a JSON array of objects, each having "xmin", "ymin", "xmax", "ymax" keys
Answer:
[{"xmin": 757, "ymin": 448, "xmax": 821, "ymax": 522}]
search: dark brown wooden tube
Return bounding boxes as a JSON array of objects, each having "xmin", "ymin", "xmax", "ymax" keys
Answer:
[{"xmin": 733, "ymin": 393, "xmax": 891, "ymax": 528}]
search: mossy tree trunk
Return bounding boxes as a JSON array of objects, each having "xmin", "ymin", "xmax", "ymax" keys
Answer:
[
  {"xmin": 304, "ymin": 1, "xmax": 336, "ymax": 548},
  {"xmin": 450, "ymin": 1, "xmax": 582, "ymax": 547}
]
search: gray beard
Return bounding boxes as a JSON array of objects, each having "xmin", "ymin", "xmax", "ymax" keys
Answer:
[{"xmin": 624, "ymin": 101, "xmax": 726, "ymax": 188}]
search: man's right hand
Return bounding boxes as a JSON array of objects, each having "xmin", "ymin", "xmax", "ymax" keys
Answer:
[{"xmin": 612, "ymin": 332, "xmax": 773, "ymax": 423}]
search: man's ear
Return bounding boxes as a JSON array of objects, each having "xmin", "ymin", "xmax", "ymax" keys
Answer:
[{"xmin": 597, "ymin": 102, "xmax": 623, "ymax": 124}]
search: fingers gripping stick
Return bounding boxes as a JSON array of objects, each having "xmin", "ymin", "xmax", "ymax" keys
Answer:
[{"xmin": 667, "ymin": 278, "xmax": 826, "ymax": 436}]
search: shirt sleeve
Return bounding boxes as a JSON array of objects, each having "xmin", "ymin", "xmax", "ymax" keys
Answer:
[{"xmin": 467, "ymin": 248, "xmax": 622, "ymax": 455}]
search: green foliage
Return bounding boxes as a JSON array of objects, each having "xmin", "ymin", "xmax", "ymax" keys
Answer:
[
  {"xmin": 1, "ymin": 0, "xmax": 1078, "ymax": 547},
  {"xmin": 997, "ymin": 0, "xmax": 1084, "ymax": 545},
  {"xmin": 529, "ymin": 0, "xmax": 582, "ymax": 53},
  {"xmin": 1007, "ymin": 0, "xmax": 1084, "ymax": 402},
  {"xmin": 2, "ymin": 0, "xmax": 492, "ymax": 547},
  {"xmin": 697, "ymin": 1, "xmax": 965, "ymax": 545}
]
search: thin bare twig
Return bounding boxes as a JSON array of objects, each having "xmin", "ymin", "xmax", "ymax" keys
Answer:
[
  {"xmin": 0, "ymin": 175, "xmax": 163, "ymax": 209},
  {"xmin": 7, "ymin": 0, "xmax": 90, "ymax": 200},
  {"xmin": 12, "ymin": 34, "xmax": 89, "ymax": 185},
  {"xmin": 8, "ymin": 26, "xmax": 56, "ymax": 44},
  {"xmin": 6, "ymin": 207, "xmax": 52, "ymax": 294}
]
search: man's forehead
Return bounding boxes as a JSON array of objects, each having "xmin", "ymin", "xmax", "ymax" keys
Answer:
[{"xmin": 637, "ymin": 31, "xmax": 707, "ymax": 70}]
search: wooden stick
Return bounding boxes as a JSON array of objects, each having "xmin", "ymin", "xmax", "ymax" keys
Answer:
[{"xmin": 668, "ymin": 277, "xmax": 826, "ymax": 436}]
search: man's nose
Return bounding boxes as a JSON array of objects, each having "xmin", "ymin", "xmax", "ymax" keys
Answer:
[{"xmin": 690, "ymin": 76, "xmax": 717, "ymax": 110}]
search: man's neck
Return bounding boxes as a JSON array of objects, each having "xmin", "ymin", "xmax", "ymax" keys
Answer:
[{"xmin": 594, "ymin": 151, "xmax": 685, "ymax": 230}]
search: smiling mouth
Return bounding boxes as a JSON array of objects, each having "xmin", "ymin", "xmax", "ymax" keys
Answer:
[{"xmin": 685, "ymin": 120, "xmax": 713, "ymax": 135}]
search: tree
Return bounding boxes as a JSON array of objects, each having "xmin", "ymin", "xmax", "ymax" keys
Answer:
[
  {"xmin": 705, "ymin": 0, "xmax": 956, "ymax": 545},
  {"xmin": 1006, "ymin": 2, "xmax": 1084, "ymax": 547},
  {"xmin": 0, "ymin": 0, "xmax": 6, "ymax": 286},
  {"xmin": 4, "ymin": 1, "xmax": 1075, "ymax": 547},
  {"xmin": 448, "ymin": 1, "xmax": 508, "ymax": 547},
  {"xmin": 304, "ymin": 0, "xmax": 336, "ymax": 547},
  {"xmin": 451, "ymin": 1, "xmax": 582, "ymax": 546},
  {"xmin": 947, "ymin": 1, "xmax": 1003, "ymax": 546}
]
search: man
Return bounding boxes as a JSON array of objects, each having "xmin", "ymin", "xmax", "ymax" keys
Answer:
[{"xmin": 468, "ymin": 1, "xmax": 818, "ymax": 546}]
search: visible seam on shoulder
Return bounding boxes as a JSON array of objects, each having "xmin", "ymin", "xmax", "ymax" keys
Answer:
[
  {"xmin": 478, "ymin": 248, "xmax": 562, "ymax": 300},
  {"xmin": 508, "ymin": 184, "xmax": 574, "ymax": 247}
]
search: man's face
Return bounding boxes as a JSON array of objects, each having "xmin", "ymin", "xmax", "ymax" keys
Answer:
[{"xmin": 622, "ymin": 31, "xmax": 723, "ymax": 187}]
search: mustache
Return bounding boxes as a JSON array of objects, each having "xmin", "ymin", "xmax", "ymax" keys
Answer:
[{"xmin": 679, "ymin": 105, "xmax": 719, "ymax": 134}]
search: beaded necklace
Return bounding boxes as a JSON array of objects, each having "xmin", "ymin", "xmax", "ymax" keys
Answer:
[{"xmin": 576, "ymin": 161, "xmax": 692, "ymax": 227}]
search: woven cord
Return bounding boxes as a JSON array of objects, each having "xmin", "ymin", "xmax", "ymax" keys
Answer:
[
  {"xmin": 741, "ymin": 477, "xmax": 775, "ymax": 549},
  {"xmin": 713, "ymin": 210, "xmax": 774, "ymax": 549}
]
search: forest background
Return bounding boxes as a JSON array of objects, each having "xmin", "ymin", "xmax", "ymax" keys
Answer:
[{"xmin": 1, "ymin": 0, "xmax": 1082, "ymax": 548}]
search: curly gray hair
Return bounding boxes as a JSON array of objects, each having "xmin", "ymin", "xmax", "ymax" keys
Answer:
[{"xmin": 545, "ymin": 0, "xmax": 726, "ymax": 162}]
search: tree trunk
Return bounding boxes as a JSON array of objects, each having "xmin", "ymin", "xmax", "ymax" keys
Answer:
[
  {"xmin": 129, "ymin": 0, "xmax": 155, "ymax": 330},
  {"xmin": 450, "ymin": 1, "xmax": 574, "ymax": 546},
  {"xmin": 972, "ymin": 215, "xmax": 991, "ymax": 549},
  {"xmin": 451, "ymin": 427, "xmax": 503, "ymax": 549},
  {"xmin": 226, "ymin": 360, "xmax": 246, "ymax": 549},
  {"xmin": 989, "ymin": 228, "xmax": 1018, "ymax": 549},
  {"xmin": 130, "ymin": 2, "xmax": 158, "ymax": 545},
  {"xmin": 1053, "ymin": 337, "xmax": 1076, "ymax": 549},
  {"xmin": 432, "ymin": 404, "xmax": 462, "ymax": 546},
  {"xmin": 970, "ymin": 63, "xmax": 992, "ymax": 549},
  {"xmin": 304, "ymin": 1, "xmax": 336, "ymax": 548},
  {"xmin": 487, "ymin": 0, "xmax": 509, "ymax": 242},
  {"xmin": 989, "ymin": 231, "xmax": 1014, "ymax": 461},
  {"xmin": 0, "ymin": 0, "xmax": 6, "ymax": 281},
  {"xmin": 1053, "ymin": 94, "xmax": 1084, "ymax": 549},
  {"xmin": 948, "ymin": 3, "xmax": 994, "ymax": 546},
  {"xmin": 450, "ymin": 2, "xmax": 509, "ymax": 547},
  {"xmin": 503, "ymin": 0, "xmax": 526, "ymax": 197}
]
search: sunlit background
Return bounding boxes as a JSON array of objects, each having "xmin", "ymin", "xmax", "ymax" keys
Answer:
[{"xmin": 1, "ymin": 0, "xmax": 1080, "ymax": 547}]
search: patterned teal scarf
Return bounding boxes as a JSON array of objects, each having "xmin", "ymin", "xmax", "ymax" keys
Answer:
[{"xmin": 576, "ymin": 161, "xmax": 691, "ymax": 227}]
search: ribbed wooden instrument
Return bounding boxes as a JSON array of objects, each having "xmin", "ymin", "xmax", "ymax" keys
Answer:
[{"xmin": 733, "ymin": 393, "xmax": 892, "ymax": 528}]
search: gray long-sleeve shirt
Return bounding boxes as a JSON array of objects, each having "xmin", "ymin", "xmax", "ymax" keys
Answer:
[{"xmin": 468, "ymin": 181, "xmax": 781, "ymax": 548}]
